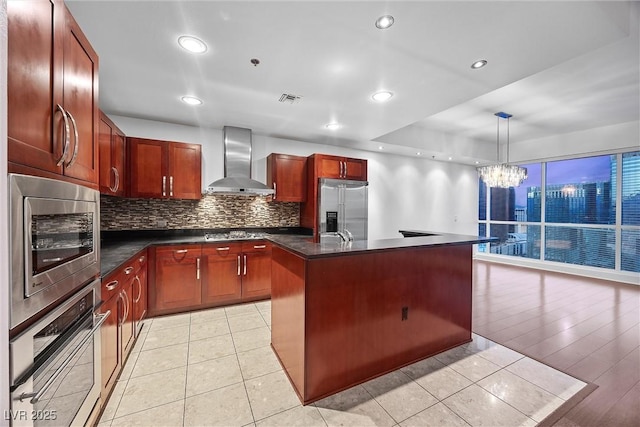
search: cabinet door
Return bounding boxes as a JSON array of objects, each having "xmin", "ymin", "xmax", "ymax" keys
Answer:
[
  {"xmin": 202, "ymin": 244, "xmax": 242, "ymax": 305},
  {"xmin": 99, "ymin": 112, "xmax": 126, "ymax": 196},
  {"xmin": 129, "ymin": 137, "xmax": 167, "ymax": 198},
  {"xmin": 168, "ymin": 143, "xmax": 202, "ymax": 199},
  {"xmin": 154, "ymin": 246, "xmax": 202, "ymax": 312},
  {"xmin": 60, "ymin": 6, "xmax": 99, "ymax": 184},
  {"xmin": 316, "ymin": 155, "xmax": 343, "ymax": 179},
  {"xmin": 120, "ymin": 279, "xmax": 135, "ymax": 358},
  {"xmin": 7, "ymin": 0, "xmax": 64, "ymax": 174},
  {"xmin": 241, "ymin": 242, "xmax": 272, "ymax": 300},
  {"xmin": 267, "ymin": 154, "xmax": 307, "ymax": 202},
  {"xmin": 133, "ymin": 253, "xmax": 148, "ymax": 336},
  {"xmin": 344, "ymin": 158, "xmax": 367, "ymax": 181},
  {"xmin": 100, "ymin": 293, "xmax": 120, "ymax": 396}
]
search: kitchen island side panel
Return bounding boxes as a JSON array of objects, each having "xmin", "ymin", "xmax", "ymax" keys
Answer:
[
  {"xmin": 270, "ymin": 246, "xmax": 307, "ymax": 401},
  {"xmin": 303, "ymin": 244, "xmax": 473, "ymax": 403}
]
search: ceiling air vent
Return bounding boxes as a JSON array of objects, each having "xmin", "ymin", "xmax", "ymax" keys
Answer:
[{"xmin": 279, "ymin": 93, "xmax": 302, "ymax": 104}]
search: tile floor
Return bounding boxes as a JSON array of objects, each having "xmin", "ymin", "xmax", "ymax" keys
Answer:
[{"xmin": 98, "ymin": 301, "xmax": 588, "ymax": 427}]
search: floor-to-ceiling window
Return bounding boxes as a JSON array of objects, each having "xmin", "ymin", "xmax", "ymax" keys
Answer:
[{"xmin": 477, "ymin": 151, "xmax": 640, "ymax": 276}]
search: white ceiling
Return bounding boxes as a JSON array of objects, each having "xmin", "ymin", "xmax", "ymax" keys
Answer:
[{"xmin": 67, "ymin": 1, "xmax": 639, "ymax": 164}]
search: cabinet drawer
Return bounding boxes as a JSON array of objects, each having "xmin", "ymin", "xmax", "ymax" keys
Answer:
[
  {"xmin": 135, "ymin": 250, "xmax": 147, "ymax": 273},
  {"xmin": 101, "ymin": 269, "xmax": 124, "ymax": 301},
  {"xmin": 242, "ymin": 241, "xmax": 271, "ymax": 253},
  {"xmin": 202, "ymin": 242, "xmax": 242, "ymax": 258},
  {"xmin": 155, "ymin": 244, "xmax": 202, "ymax": 261}
]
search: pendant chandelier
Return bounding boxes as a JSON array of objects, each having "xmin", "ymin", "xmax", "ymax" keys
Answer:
[{"xmin": 477, "ymin": 112, "xmax": 528, "ymax": 188}]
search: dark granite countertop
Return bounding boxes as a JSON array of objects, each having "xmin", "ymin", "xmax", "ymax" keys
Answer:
[
  {"xmin": 268, "ymin": 231, "xmax": 495, "ymax": 260},
  {"xmin": 100, "ymin": 227, "xmax": 311, "ymax": 277}
]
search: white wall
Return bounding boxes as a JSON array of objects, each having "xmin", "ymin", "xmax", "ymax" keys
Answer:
[
  {"xmin": 511, "ymin": 120, "xmax": 639, "ymax": 163},
  {"xmin": 1, "ymin": 0, "xmax": 10, "ymax": 423},
  {"xmin": 109, "ymin": 115, "xmax": 478, "ymax": 240}
]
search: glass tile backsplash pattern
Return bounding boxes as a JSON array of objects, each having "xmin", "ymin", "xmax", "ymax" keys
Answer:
[{"xmin": 100, "ymin": 194, "xmax": 299, "ymax": 231}]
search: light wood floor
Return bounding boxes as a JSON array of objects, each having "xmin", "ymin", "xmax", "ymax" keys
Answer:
[{"xmin": 472, "ymin": 261, "xmax": 640, "ymax": 427}]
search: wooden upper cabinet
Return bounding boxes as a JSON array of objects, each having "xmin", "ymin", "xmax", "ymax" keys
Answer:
[
  {"xmin": 169, "ymin": 142, "xmax": 202, "ymax": 199},
  {"xmin": 313, "ymin": 154, "xmax": 367, "ymax": 181},
  {"xmin": 99, "ymin": 111, "xmax": 126, "ymax": 196},
  {"xmin": 7, "ymin": 0, "xmax": 99, "ymax": 187},
  {"xmin": 60, "ymin": 8, "xmax": 99, "ymax": 184},
  {"xmin": 266, "ymin": 153, "xmax": 307, "ymax": 202},
  {"xmin": 301, "ymin": 153, "xmax": 368, "ymax": 235},
  {"xmin": 128, "ymin": 137, "xmax": 202, "ymax": 200}
]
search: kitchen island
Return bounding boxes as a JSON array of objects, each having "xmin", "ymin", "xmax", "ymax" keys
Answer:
[{"xmin": 268, "ymin": 231, "xmax": 493, "ymax": 404}]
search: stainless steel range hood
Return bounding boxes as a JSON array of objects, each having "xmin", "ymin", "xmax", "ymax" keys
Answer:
[{"xmin": 207, "ymin": 126, "xmax": 274, "ymax": 195}]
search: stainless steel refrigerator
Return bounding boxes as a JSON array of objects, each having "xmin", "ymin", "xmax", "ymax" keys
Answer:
[{"xmin": 318, "ymin": 178, "xmax": 368, "ymax": 244}]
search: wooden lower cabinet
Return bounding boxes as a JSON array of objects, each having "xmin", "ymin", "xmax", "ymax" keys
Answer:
[
  {"xmin": 149, "ymin": 241, "xmax": 272, "ymax": 316},
  {"xmin": 132, "ymin": 252, "xmax": 148, "ymax": 334},
  {"xmin": 151, "ymin": 245, "xmax": 202, "ymax": 315},
  {"xmin": 99, "ymin": 249, "xmax": 147, "ymax": 398},
  {"xmin": 99, "ymin": 291, "xmax": 120, "ymax": 397},
  {"xmin": 241, "ymin": 242, "xmax": 272, "ymax": 299},
  {"xmin": 202, "ymin": 243, "xmax": 242, "ymax": 305}
]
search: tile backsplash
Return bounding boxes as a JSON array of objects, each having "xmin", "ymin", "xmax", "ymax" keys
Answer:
[{"xmin": 100, "ymin": 194, "xmax": 300, "ymax": 231}]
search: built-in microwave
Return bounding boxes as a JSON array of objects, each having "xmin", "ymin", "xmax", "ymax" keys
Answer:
[{"xmin": 9, "ymin": 174, "xmax": 101, "ymax": 331}]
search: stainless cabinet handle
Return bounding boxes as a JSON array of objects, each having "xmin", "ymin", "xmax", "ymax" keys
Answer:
[
  {"xmin": 253, "ymin": 245, "xmax": 266, "ymax": 249},
  {"xmin": 162, "ymin": 176, "xmax": 167, "ymax": 197},
  {"xmin": 273, "ymin": 182, "xmax": 277, "ymax": 200},
  {"xmin": 124, "ymin": 266, "xmax": 134, "ymax": 275},
  {"xmin": 243, "ymin": 254, "xmax": 247, "ymax": 276},
  {"xmin": 55, "ymin": 104, "xmax": 71, "ymax": 166},
  {"xmin": 109, "ymin": 167, "xmax": 120, "ymax": 192},
  {"xmin": 65, "ymin": 111, "xmax": 80, "ymax": 167},
  {"xmin": 133, "ymin": 276, "xmax": 142, "ymax": 303},
  {"xmin": 175, "ymin": 249, "xmax": 188, "ymax": 254},
  {"xmin": 105, "ymin": 280, "xmax": 118, "ymax": 291},
  {"xmin": 20, "ymin": 311, "xmax": 111, "ymax": 404},
  {"xmin": 139, "ymin": 256, "xmax": 146, "ymax": 264},
  {"xmin": 170, "ymin": 176, "xmax": 174, "ymax": 197},
  {"xmin": 196, "ymin": 257, "xmax": 201, "ymax": 280},
  {"xmin": 216, "ymin": 247, "xmax": 230, "ymax": 251},
  {"xmin": 121, "ymin": 290, "xmax": 130, "ymax": 324},
  {"xmin": 344, "ymin": 161, "xmax": 348, "ymax": 178},
  {"xmin": 237, "ymin": 255, "xmax": 241, "ymax": 276}
]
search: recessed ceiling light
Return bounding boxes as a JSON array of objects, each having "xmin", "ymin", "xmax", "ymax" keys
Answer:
[
  {"xmin": 181, "ymin": 96, "xmax": 203, "ymax": 105},
  {"xmin": 471, "ymin": 59, "xmax": 487, "ymax": 69},
  {"xmin": 372, "ymin": 91, "xmax": 393, "ymax": 102},
  {"xmin": 475, "ymin": 161, "xmax": 479, "ymax": 164},
  {"xmin": 325, "ymin": 122, "xmax": 341, "ymax": 130},
  {"xmin": 448, "ymin": 157, "xmax": 453, "ymax": 161},
  {"xmin": 178, "ymin": 35, "xmax": 207, "ymax": 54},
  {"xmin": 378, "ymin": 146, "xmax": 383, "ymax": 150},
  {"xmin": 416, "ymin": 152, "xmax": 422, "ymax": 156},
  {"xmin": 375, "ymin": 15, "xmax": 394, "ymax": 29}
]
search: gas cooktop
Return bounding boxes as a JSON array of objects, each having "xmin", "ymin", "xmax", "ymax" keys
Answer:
[{"xmin": 203, "ymin": 230, "xmax": 267, "ymax": 241}]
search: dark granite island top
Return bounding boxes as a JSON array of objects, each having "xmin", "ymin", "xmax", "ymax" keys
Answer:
[
  {"xmin": 268, "ymin": 230, "xmax": 493, "ymax": 259},
  {"xmin": 270, "ymin": 229, "xmax": 490, "ymax": 404}
]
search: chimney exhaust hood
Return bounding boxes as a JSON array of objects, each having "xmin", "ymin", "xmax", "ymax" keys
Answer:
[{"xmin": 207, "ymin": 126, "xmax": 274, "ymax": 195}]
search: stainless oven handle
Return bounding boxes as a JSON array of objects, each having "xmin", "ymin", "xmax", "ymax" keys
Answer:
[
  {"xmin": 42, "ymin": 257, "xmax": 63, "ymax": 263},
  {"xmin": 20, "ymin": 311, "xmax": 111, "ymax": 404}
]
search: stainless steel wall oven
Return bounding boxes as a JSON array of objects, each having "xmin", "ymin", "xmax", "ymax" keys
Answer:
[
  {"xmin": 9, "ymin": 174, "xmax": 100, "ymax": 330},
  {"xmin": 9, "ymin": 280, "xmax": 109, "ymax": 427}
]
